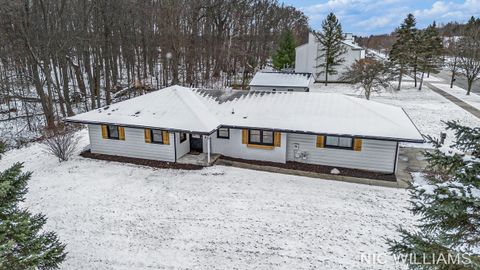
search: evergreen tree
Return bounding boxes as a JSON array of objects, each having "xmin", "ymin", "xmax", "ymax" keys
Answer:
[
  {"xmin": 0, "ymin": 145, "xmax": 67, "ymax": 269},
  {"xmin": 272, "ymin": 30, "xmax": 297, "ymax": 70},
  {"xmin": 389, "ymin": 14, "xmax": 417, "ymax": 90},
  {"xmin": 388, "ymin": 121, "xmax": 480, "ymax": 269},
  {"xmin": 417, "ymin": 22, "xmax": 444, "ymax": 90},
  {"xmin": 314, "ymin": 12, "xmax": 346, "ymax": 86}
]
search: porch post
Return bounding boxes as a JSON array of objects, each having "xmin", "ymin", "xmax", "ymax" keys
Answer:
[{"xmin": 207, "ymin": 136, "xmax": 211, "ymax": 164}]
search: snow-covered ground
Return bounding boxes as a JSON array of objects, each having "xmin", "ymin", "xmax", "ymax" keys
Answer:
[
  {"xmin": 311, "ymin": 81, "xmax": 480, "ymax": 148},
  {"xmin": 0, "ymin": 130, "xmax": 413, "ymax": 270},
  {"xmin": 430, "ymin": 82, "xmax": 480, "ymax": 111}
]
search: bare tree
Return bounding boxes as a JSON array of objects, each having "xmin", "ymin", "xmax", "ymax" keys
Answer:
[
  {"xmin": 456, "ymin": 17, "xmax": 480, "ymax": 95},
  {"xmin": 342, "ymin": 58, "xmax": 394, "ymax": 100},
  {"xmin": 42, "ymin": 125, "xmax": 80, "ymax": 162}
]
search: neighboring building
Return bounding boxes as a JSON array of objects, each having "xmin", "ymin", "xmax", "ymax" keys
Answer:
[
  {"xmin": 66, "ymin": 85, "xmax": 423, "ymax": 174},
  {"xmin": 249, "ymin": 72, "xmax": 313, "ymax": 92},
  {"xmin": 295, "ymin": 32, "xmax": 366, "ymax": 82}
]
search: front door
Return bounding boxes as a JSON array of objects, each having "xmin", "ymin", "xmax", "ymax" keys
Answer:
[{"xmin": 189, "ymin": 134, "xmax": 203, "ymax": 153}]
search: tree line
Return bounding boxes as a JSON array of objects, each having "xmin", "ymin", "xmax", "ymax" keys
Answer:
[{"xmin": 0, "ymin": 0, "xmax": 308, "ymax": 130}]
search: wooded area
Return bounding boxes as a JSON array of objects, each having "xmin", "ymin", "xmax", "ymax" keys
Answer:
[{"xmin": 0, "ymin": 0, "xmax": 308, "ymax": 133}]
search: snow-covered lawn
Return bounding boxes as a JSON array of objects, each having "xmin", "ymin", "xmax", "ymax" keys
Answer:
[
  {"xmin": 0, "ymin": 130, "xmax": 412, "ymax": 270},
  {"xmin": 311, "ymin": 82, "xmax": 480, "ymax": 147},
  {"xmin": 430, "ymin": 82, "xmax": 480, "ymax": 111}
]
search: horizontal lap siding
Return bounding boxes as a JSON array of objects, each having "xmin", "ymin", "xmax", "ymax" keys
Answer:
[
  {"xmin": 286, "ymin": 133, "xmax": 397, "ymax": 173},
  {"xmin": 211, "ymin": 128, "xmax": 287, "ymax": 163},
  {"xmin": 88, "ymin": 124, "xmax": 175, "ymax": 162}
]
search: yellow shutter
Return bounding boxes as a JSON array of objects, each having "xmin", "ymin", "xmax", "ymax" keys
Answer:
[
  {"xmin": 242, "ymin": 129, "xmax": 248, "ymax": 144},
  {"xmin": 316, "ymin": 135, "xmax": 325, "ymax": 148},
  {"xmin": 274, "ymin": 132, "xmax": 281, "ymax": 147},
  {"xmin": 119, "ymin": 127, "xmax": 125, "ymax": 140},
  {"xmin": 101, "ymin": 125, "xmax": 108, "ymax": 139},
  {"xmin": 162, "ymin": 131, "xmax": 170, "ymax": 145},
  {"xmin": 144, "ymin": 129, "xmax": 151, "ymax": 143},
  {"xmin": 353, "ymin": 138, "xmax": 362, "ymax": 151}
]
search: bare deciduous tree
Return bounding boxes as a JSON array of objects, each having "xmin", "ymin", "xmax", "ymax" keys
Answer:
[{"xmin": 342, "ymin": 58, "xmax": 394, "ymax": 100}]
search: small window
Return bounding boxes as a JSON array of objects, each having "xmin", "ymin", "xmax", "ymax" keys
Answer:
[
  {"xmin": 217, "ymin": 128, "xmax": 229, "ymax": 139},
  {"xmin": 151, "ymin": 129, "xmax": 164, "ymax": 144},
  {"xmin": 287, "ymin": 89, "xmax": 294, "ymax": 92},
  {"xmin": 107, "ymin": 125, "xmax": 119, "ymax": 139},
  {"xmin": 325, "ymin": 136, "xmax": 353, "ymax": 149},
  {"xmin": 248, "ymin": 129, "xmax": 274, "ymax": 146},
  {"xmin": 180, "ymin": 133, "xmax": 187, "ymax": 143}
]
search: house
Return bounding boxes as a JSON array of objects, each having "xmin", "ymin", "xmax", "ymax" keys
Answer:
[
  {"xmin": 295, "ymin": 33, "xmax": 366, "ymax": 82},
  {"xmin": 249, "ymin": 72, "xmax": 313, "ymax": 92},
  {"xmin": 66, "ymin": 85, "xmax": 423, "ymax": 174}
]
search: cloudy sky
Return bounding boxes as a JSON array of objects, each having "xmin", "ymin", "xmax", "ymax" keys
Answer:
[{"xmin": 282, "ymin": 0, "xmax": 480, "ymax": 35}]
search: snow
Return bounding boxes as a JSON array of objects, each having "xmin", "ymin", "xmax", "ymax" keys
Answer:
[
  {"xmin": 68, "ymin": 85, "xmax": 424, "ymax": 142},
  {"xmin": 249, "ymin": 72, "xmax": 312, "ymax": 88},
  {"xmin": 430, "ymin": 83, "xmax": 480, "ymax": 111},
  {"xmin": 67, "ymin": 86, "xmax": 221, "ymax": 133},
  {"xmin": 310, "ymin": 82, "xmax": 480, "ymax": 148},
  {"xmin": 0, "ymin": 130, "xmax": 413, "ymax": 270}
]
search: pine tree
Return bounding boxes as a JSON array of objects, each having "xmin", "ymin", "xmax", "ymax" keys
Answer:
[
  {"xmin": 417, "ymin": 22, "xmax": 444, "ymax": 90},
  {"xmin": 272, "ymin": 30, "xmax": 297, "ymax": 70},
  {"xmin": 389, "ymin": 14, "xmax": 417, "ymax": 90},
  {"xmin": 0, "ymin": 144, "xmax": 67, "ymax": 269},
  {"xmin": 314, "ymin": 12, "xmax": 346, "ymax": 86},
  {"xmin": 388, "ymin": 121, "xmax": 480, "ymax": 269}
]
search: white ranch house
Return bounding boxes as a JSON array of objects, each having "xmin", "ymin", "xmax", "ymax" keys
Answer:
[
  {"xmin": 66, "ymin": 85, "xmax": 423, "ymax": 174},
  {"xmin": 249, "ymin": 72, "xmax": 313, "ymax": 92},
  {"xmin": 295, "ymin": 33, "xmax": 365, "ymax": 82}
]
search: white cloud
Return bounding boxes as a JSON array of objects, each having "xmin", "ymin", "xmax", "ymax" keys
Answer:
[{"xmin": 296, "ymin": 0, "xmax": 480, "ymax": 35}]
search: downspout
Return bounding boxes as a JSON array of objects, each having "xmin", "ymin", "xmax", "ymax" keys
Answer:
[
  {"xmin": 207, "ymin": 136, "xmax": 211, "ymax": 164},
  {"xmin": 393, "ymin": 142, "xmax": 399, "ymax": 174},
  {"xmin": 174, "ymin": 132, "xmax": 177, "ymax": 162}
]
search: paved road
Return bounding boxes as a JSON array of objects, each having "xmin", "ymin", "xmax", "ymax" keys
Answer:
[{"xmin": 435, "ymin": 69, "xmax": 480, "ymax": 95}]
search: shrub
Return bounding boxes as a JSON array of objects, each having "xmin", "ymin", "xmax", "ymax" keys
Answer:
[{"xmin": 42, "ymin": 125, "xmax": 80, "ymax": 162}]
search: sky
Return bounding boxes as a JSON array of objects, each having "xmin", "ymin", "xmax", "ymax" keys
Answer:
[{"xmin": 282, "ymin": 0, "xmax": 480, "ymax": 36}]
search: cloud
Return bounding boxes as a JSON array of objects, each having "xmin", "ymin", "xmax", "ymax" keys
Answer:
[{"xmin": 294, "ymin": 0, "xmax": 480, "ymax": 35}]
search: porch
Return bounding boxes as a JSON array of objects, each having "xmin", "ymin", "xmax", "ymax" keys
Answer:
[{"xmin": 177, "ymin": 152, "xmax": 221, "ymax": 166}]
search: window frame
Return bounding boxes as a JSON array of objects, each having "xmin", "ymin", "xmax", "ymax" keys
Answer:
[
  {"xmin": 217, "ymin": 128, "xmax": 230, "ymax": 139},
  {"xmin": 107, "ymin": 125, "xmax": 120, "ymax": 140},
  {"xmin": 179, "ymin": 132, "xmax": 187, "ymax": 143},
  {"xmin": 248, "ymin": 129, "xmax": 275, "ymax": 146},
  {"xmin": 324, "ymin": 136, "xmax": 354, "ymax": 150},
  {"xmin": 150, "ymin": 129, "xmax": 165, "ymax": 144}
]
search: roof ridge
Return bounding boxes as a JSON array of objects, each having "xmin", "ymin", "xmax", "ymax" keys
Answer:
[{"xmin": 173, "ymin": 87, "xmax": 220, "ymax": 131}]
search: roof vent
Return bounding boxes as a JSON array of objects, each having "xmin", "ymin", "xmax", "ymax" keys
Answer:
[{"xmin": 231, "ymin": 108, "xmax": 235, "ymax": 114}]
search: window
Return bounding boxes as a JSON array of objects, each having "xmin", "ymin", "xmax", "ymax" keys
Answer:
[
  {"xmin": 107, "ymin": 125, "xmax": 119, "ymax": 139},
  {"xmin": 151, "ymin": 129, "xmax": 164, "ymax": 144},
  {"xmin": 287, "ymin": 89, "xmax": 294, "ymax": 92},
  {"xmin": 248, "ymin": 129, "xmax": 274, "ymax": 146},
  {"xmin": 325, "ymin": 136, "xmax": 353, "ymax": 149},
  {"xmin": 217, "ymin": 128, "xmax": 229, "ymax": 139},
  {"xmin": 180, "ymin": 133, "xmax": 187, "ymax": 143}
]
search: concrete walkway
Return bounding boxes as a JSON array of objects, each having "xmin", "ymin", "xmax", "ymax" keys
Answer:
[{"xmin": 426, "ymin": 82, "xmax": 480, "ymax": 119}]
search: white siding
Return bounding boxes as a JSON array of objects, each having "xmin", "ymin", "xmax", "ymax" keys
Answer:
[
  {"xmin": 210, "ymin": 128, "xmax": 287, "ymax": 163},
  {"xmin": 88, "ymin": 124, "xmax": 175, "ymax": 162},
  {"xmin": 175, "ymin": 132, "xmax": 190, "ymax": 159},
  {"xmin": 295, "ymin": 33, "xmax": 365, "ymax": 82},
  {"xmin": 286, "ymin": 133, "xmax": 398, "ymax": 173},
  {"xmin": 250, "ymin": 86, "xmax": 308, "ymax": 92}
]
